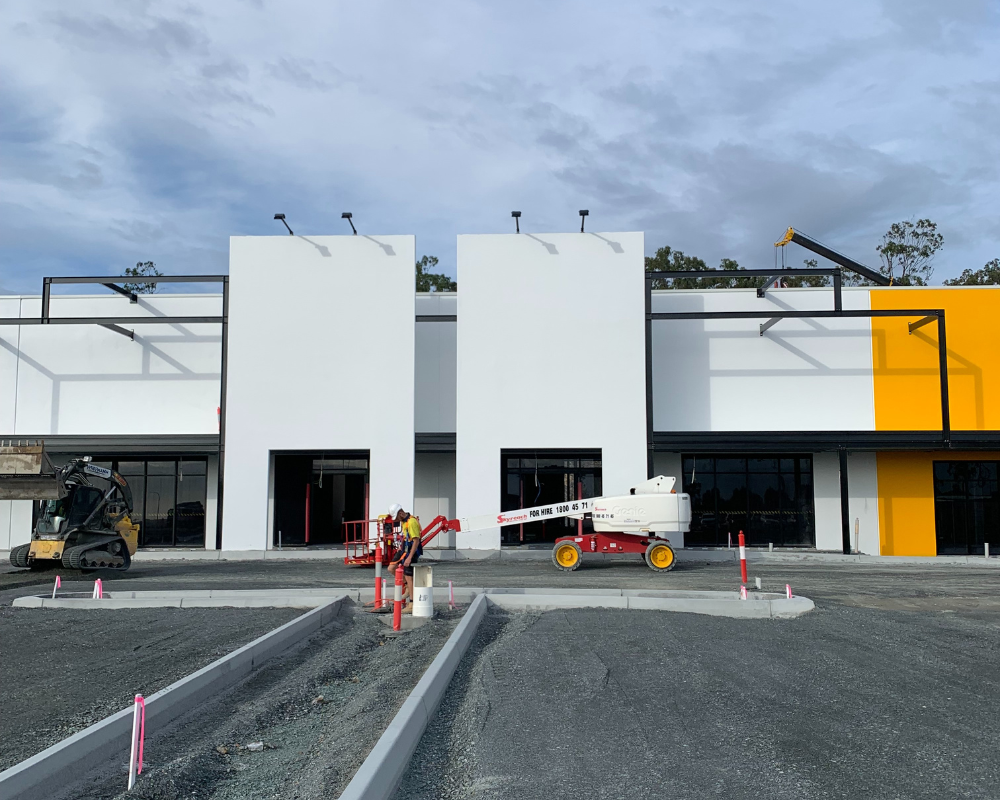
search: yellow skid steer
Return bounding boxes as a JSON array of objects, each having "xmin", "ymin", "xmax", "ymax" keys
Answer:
[{"xmin": 1, "ymin": 441, "xmax": 139, "ymax": 571}]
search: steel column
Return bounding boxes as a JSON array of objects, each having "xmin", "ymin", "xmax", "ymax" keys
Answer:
[
  {"xmin": 215, "ymin": 276, "xmax": 229, "ymax": 550},
  {"xmin": 839, "ymin": 449, "xmax": 851, "ymax": 554},
  {"xmin": 937, "ymin": 311, "xmax": 950, "ymax": 445},
  {"xmin": 644, "ymin": 274, "xmax": 654, "ymax": 479}
]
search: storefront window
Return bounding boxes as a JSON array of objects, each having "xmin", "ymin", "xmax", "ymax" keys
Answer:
[
  {"xmin": 933, "ymin": 461, "xmax": 999, "ymax": 555},
  {"xmin": 683, "ymin": 454, "xmax": 815, "ymax": 547}
]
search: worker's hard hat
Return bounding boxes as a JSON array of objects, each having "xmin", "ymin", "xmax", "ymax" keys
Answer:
[{"xmin": 388, "ymin": 503, "xmax": 403, "ymax": 517}]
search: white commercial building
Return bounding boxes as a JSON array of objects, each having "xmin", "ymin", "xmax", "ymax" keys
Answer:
[{"xmin": 4, "ymin": 231, "xmax": 997, "ymax": 558}]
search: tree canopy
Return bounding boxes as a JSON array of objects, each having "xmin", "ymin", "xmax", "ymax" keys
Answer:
[
  {"xmin": 644, "ymin": 247, "xmax": 828, "ymax": 289},
  {"xmin": 415, "ymin": 255, "xmax": 456, "ymax": 292},
  {"xmin": 122, "ymin": 261, "xmax": 162, "ymax": 294},
  {"xmin": 943, "ymin": 258, "xmax": 1000, "ymax": 286},
  {"xmin": 875, "ymin": 219, "xmax": 943, "ymax": 285}
]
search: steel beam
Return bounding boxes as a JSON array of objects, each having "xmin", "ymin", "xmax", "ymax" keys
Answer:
[
  {"xmin": 101, "ymin": 283, "xmax": 138, "ymax": 303},
  {"xmin": 216, "ymin": 276, "xmax": 230, "ymax": 550},
  {"xmin": 48, "ymin": 275, "xmax": 226, "ymax": 284},
  {"xmin": 98, "ymin": 323, "xmax": 135, "ymax": 340},
  {"xmin": 415, "ymin": 315, "xmax": 457, "ymax": 322},
  {"xmin": 756, "ymin": 276, "xmax": 782, "ymax": 298},
  {"xmin": 907, "ymin": 314, "xmax": 936, "ymax": 334},
  {"xmin": 645, "ymin": 274, "xmax": 654, "ymax": 479},
  {"xmin": 759, "ymin": 317, "xmax": 781, "ymax": 336},
  {"xmin": 647, "ymin": 268, "xmax": 837, "ymax": 279},
  {"xmin": 0, "ymin": 316, "xmax": 224, "ymax": 325}
]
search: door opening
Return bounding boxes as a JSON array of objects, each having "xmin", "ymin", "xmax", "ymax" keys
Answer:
[
  {"xmin": 500, "ymin": 449, "xmax": 602, "ymax": 545},
  {"xmin": 272, "ymin": 451, "xmax": 369, "ymax": 547}
]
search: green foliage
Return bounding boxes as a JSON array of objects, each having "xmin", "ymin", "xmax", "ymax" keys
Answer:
[
  {"xmin": 415, "ymin": 255, "xmax": 456, "ymax": 292},
  {"xmin": 122, "ymin": 261, "xmax": 162, "ymax": 294},
  {"xmin": 781, "ymin": 258, "xmax": 831, "ymax": 288},
  {"xmin": 875, "ymin": 219, "xmax": 943, "ymax": 285},
  {"xmin": 644, "ymin": 246, "xmax": 757, "ymax": 289},
  {"xmin": 943, "ymin": 258, "xmax": 1000, "ymax": 286}
]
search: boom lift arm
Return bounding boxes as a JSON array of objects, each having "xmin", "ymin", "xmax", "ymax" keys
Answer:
[{"xmin": 774, "ymin": 227, "xmax": 891, "ymax": 286}]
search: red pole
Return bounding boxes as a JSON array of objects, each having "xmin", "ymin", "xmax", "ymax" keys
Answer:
[
  {"xmin": 577, "ymin": 480, "xmax": 583, "ymax": 537},
  {"xmin": 305, "ymin": 483, "xmax": 311, "ymax": 544},
  {"xmin": 392, "ymin": 565, "xmax": 403, "ymax": 631},
  {"xmin": 374, "ymin": 535, "xmax": 383, "ymax": 609},
  {"xmin": 738, "ymin": 531, "xmax": 747, "ymax": 584}
]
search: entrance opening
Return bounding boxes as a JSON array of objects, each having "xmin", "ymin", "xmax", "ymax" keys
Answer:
[
  {"xmin": 272, "ymin": 451, "xmax": 369, "ymax": 547},
  {"xmin": 500, "ymin": 449, "xmax": 602, "ymax": 545},
  {"xmin": 934, "ymin": 460, "xmax": 999, "ymax": 555},
  {"xmin": 682, "ymin": 454, "xmax": 815, "ymax": 548}
]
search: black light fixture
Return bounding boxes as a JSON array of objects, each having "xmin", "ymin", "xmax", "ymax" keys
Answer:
[
  {"xmin": 579, "ymin": 209, "xmax": 589, "ymax": 233},
  {"xmin": 342, "ymin": 212, "xmax": 357, "ymax": 235},
  {"xmin": 511, "ymin": 211, "xmax": 521, "ymax": 233},
  {"xmin": 273, "ymin": 213, "xmax": 294, "ymax": 235}
]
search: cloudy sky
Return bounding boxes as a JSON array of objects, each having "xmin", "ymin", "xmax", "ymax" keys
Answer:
[{"xmin": 2, "ymin": 0, "xmax": 998, "ymax": 293}]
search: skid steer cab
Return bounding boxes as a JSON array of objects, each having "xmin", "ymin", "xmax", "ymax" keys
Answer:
[{"xmin": 2, "ymin": 441, "xmax": 140, "ymax": 571}]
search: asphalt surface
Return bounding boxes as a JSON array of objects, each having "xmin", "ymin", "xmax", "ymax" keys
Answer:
[
  {"xmin": 0, "ymin": 606, "xmax": 300, "ymax": 772},
  {"xmin": 399, "ymin": 604, "xmax": 1000, "ymax": 799}
]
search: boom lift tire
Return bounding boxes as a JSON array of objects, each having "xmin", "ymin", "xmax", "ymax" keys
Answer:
[
  {"xmin": 644, "ymin": 541, "xmax": 676, "ymax": 572},
  {"xmin": 552, "ymin": 541, "xmax": 583, "ymax": 571}
]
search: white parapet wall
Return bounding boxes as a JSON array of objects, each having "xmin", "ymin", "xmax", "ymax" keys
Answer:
[
  {"xmin": 221, "ymin": 234, "xmax": 416, "ymax": 551},
  {"xmin": 455, "ymin": 232, "xmax": 648, "ymax": 549}
]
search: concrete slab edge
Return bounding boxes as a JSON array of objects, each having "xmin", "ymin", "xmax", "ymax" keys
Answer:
[
  {"xmin": 484, "ymin": 593, "xmax": 815, "ymax": 619},
  {"xmin": 337, "ymin": 593, "xmax": 489, "ymax": 800},
  {"xmin": 0, "ymin": 596, "xmax": 348, "ymax": 800}
]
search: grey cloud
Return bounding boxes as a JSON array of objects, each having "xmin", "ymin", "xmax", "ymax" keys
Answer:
[
  {"xmin": 266, "ymin": 58, "xmax": 343, "ymax": 91},
  {"xmin": 51, "ymin": 11, "xmax": 209, "ymax": 60}
]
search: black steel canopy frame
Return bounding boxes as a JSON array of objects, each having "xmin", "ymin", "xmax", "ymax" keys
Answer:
[
  {"xmin": 0, "ymin": 275, "xmax": 230, "ymax": 550},
  {"xmin": 643, "ymin": 271, "xmax": 952, "ymax": 554}
]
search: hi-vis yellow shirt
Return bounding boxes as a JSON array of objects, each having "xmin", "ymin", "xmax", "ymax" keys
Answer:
[{"xmin": 404, "ymin": 516, "xmax": 421, "ymax": 540}]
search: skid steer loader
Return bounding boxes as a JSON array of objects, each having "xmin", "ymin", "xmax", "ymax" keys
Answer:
[{"xmin": 2, "ymin": 441, "xmax": 139, "ymax": 571}]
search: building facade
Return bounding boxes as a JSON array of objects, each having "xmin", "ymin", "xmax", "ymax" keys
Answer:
[{"xmin": 2, "ymin": 232, "xmax": 998, "ymax": 557}]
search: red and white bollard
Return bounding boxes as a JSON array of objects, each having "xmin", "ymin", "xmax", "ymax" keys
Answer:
[
  {"xmin": 739, "ymin": 585, "xmax": 748, "ymax": 600},
  {"xmin": 448, "ymin": 580, "xmax": 455, "ymax": 611},
  {"xmin": 374, "ymin": 540, "xmax": 383, "ymax": 609},
  {"xmin": 392, "ymin": 565, "xmax": 404, "ymax": 632},
  {"xmin": 738, "ymin": 531, "xmax": 748, "ymax": 585},
  {"xmin": 127, "ymin": 694, "xmax": 145, "ymax": 790},
  {"xmin": 51, "ymin": 575, "xmax": 61, "ymax": 599},
  {"xmin": 786, "ymin": 584, "xmax": 793, "ymax": 599},
  {"xmin": 92, "ymin": 578, "xmax": 103, "ymax": 599}
]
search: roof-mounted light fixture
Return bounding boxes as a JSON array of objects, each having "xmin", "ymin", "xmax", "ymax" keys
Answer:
[
  {"xmin": 273, "ymin": 213, "xmax": 294, "ymax": 235},
  {"xmin": 511, "ymin": 211, "xmax": 521, "ymax": 233},
  {"xmin": 579, "ymin": 209, "xmax": 589, "ymax": 233},
  {"xmin": 342, "ymin": 212, "xmax": 357, "ymax": 235}
]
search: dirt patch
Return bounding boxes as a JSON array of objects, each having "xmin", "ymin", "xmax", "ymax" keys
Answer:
[
  {"xmin": 0, "ymin": 606, "xmax": 300, "ymax": 772},
  {"xmin": 61, "ymin": 607, "xmax": 463, "ymax": 800}
]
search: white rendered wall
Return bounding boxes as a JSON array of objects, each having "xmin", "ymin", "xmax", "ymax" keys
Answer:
[
  {"xmin": 414, "ymin": 452, "xmax": 456, "ymax": 548},
  {"xmin": 652, "ymin": 288, "xmax": 874, "ymax": 431},
  {"xmin": 414, "ymin": 293, "xmax": 456, "ymax": 432},
  {"xmin": 813, "ymin": 452, "xmax": 880, "ymax": 553},
  {"xmin": 456, "ymin": 232, "xmax": 647, "ymax": 549},
  {"xmin": 2, "ymin": 294, "xmax": 221, "ymax": 436},
  {"xmin": 222, "ymin": 234, "xmax": 416, "ymax": 551}
]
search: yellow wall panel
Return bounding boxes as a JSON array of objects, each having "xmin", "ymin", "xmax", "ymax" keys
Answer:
[
  {"xmin": 877, "ymin": 450, "xmax": 1000, "ymax": 556},
  {"xmin": 870, "ymin": 287, "xmax": 1000, "ymax": 431}
]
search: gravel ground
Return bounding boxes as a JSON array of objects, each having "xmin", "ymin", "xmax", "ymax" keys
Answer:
[
  {"xmin": 0, "ymin": 606, "xmax": 300, "ymax": 772},
  {"xmin": 398, "ymin": 605, "xmax": 1000, "ymax": 800},
  {"xmin": 60, "ymin": 606, "xmax": 462, "ymax": 800}
]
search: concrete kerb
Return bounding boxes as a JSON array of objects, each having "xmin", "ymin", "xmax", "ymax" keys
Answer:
[
  {"xmin": 0, "ymin": 595, "xmax": 349, "ymax": 800},
  {"xmin": 337, "ymin": 593, "xmax": 489, "ymax": 800}
]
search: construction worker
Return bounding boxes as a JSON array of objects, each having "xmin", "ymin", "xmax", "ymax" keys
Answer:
[{"xmin": 387, "ymin": 503, "xmax": 421, "ymax": 611}]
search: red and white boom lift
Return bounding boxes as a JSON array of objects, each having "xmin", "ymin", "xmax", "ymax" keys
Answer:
[{"xmin": 344, "ymin": 475, "xmax": 691, "ymax": 573}]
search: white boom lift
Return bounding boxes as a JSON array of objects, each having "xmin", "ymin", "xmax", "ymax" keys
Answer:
[{"xmin": 345, "ymin": 475, "xmax": 691, "ymax": 572}]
